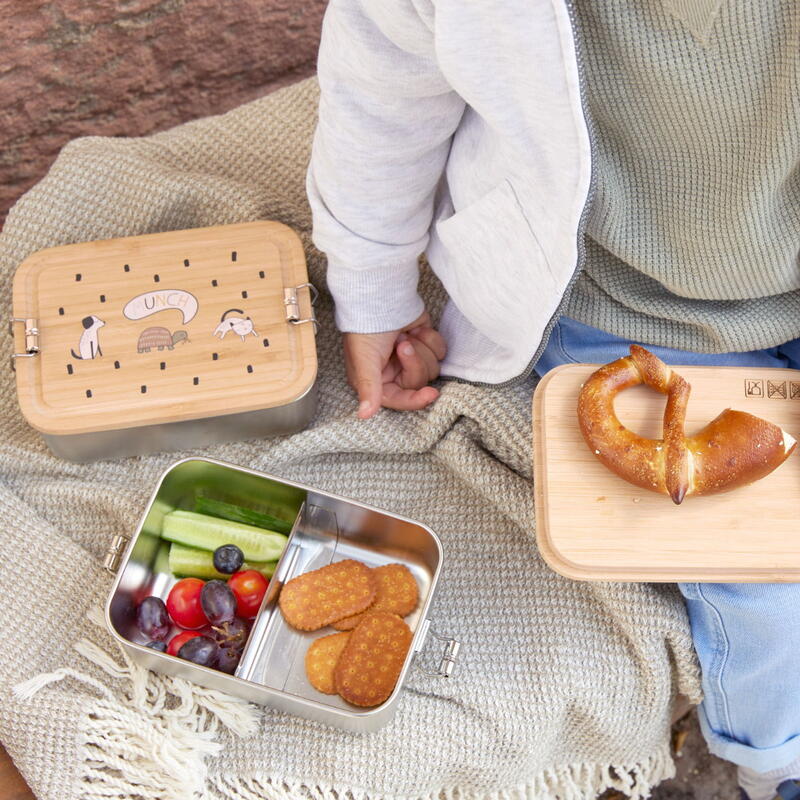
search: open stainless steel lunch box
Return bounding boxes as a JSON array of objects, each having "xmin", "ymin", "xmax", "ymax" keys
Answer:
[{"xmin": 104, "ymin": 457, "xmax": 460, "ymax": 731}]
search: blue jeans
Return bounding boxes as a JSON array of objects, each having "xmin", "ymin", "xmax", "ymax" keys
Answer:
[{"xmin": 535, "ymin": 316, "xmax": 800, "ymax": 773}]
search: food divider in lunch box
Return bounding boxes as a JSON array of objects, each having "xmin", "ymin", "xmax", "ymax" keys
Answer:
[
  {"xmin": 10, "ymin": 221, "xmax": 318, "ymax": 462},
  {"xmin": 104, "ymin": 458, "xmax": 461, "ymax": 732}
]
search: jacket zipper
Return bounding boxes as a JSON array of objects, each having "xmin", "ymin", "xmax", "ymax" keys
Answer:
[{"xmin": 458, "ymin": 0, "xmax": 598, "ymax": 389}]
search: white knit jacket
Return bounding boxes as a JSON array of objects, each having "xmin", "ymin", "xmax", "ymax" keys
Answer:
[{"xmin": 306, "ymin": 0, "xmax": 592, "ymax": 383}]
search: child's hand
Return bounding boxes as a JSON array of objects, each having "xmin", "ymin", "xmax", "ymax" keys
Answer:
[{"xmin": 344, "ymin": 311, "xmax": 447, "ymax": 419}]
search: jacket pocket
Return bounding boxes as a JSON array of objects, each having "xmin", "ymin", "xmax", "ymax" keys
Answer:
[{"xmin": 429, "ymin": 179, "xmax": 557, "ymax": 349}]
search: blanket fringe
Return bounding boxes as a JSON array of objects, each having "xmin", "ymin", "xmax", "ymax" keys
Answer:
[
  {"xmin": 208, "ymin": 744, "xmax": 675, "ymax": 800},
  {"xmin": 13, "ymin": 606, "xmax": 676, "ymax": 800},
  {"xmin": 13, "ymin": 607, "xmax": 262, "ymax": 800}
]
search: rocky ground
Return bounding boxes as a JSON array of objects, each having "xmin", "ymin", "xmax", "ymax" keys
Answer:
[
  {"xmin": 1, "ymin": 0, "xmax": 324, "ymax": 223},
  {"xmin": 653, "ymin": 708, "xmax": 738, "ymax": 799}
]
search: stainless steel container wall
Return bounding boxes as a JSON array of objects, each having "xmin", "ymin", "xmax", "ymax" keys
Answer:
[{"xmin": 46, "ymin": 383, "xmax": 317, "ymax": 462}]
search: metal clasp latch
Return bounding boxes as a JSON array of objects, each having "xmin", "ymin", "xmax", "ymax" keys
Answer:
[
  {"xmin": 284, "ymin": 282, "xmax": 319, "ymax": 334},
  {"xmin": 9, "ymin": 317, "xmax": 40, "ymax": 370},
  {"xmin": 413, "ymin": 619, "xmax": 461, "ymax": 678},
  {"xmin": 103, "ymin": 534, "xmax": 131, "ymax": 575}
]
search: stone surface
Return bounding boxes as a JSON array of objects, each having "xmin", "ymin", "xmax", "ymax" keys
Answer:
[
  {"xmin": 652, "ymin": 708, "xmax": 738, "ymax": 800},
  {"xmin": 1, "ymin": 0, "xmax": 324, "ymax": 224}
]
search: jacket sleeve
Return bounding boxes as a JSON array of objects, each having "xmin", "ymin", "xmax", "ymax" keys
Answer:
[{"xmin": 306, "ymin": 0, "xmax": 466, "ymax": 334}]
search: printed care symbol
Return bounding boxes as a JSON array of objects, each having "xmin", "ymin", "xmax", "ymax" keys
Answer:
[
  {"xmin": 767, "ymin": 380, "xmax": 788, "ymax": 400},
  {"xmin": 791, "ymin": 382, "xmax": 800, "ymax": 400},
  {"xmin": 744, "ymin": 379, "xmax": 764, "ymax": 398}
]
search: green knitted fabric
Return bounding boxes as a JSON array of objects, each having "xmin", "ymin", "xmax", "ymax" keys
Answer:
[{"xmin": 565, "ymin": 0, "xmax": 800, "ymax": 353}]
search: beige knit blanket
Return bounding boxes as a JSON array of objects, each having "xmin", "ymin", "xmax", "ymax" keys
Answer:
[{"xmin": 0, "ymin": 77, "xmax": 701, "ymax": 800}]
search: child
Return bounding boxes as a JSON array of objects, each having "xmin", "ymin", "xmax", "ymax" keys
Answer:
[{"xmin": 307, "ymin": 2, "xmax": 800, "ymax": 797}]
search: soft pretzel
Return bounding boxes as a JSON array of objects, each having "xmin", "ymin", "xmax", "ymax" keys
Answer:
[{"xmin": 577, "ymin": 345, "xmax": 796, "ymax": 504}]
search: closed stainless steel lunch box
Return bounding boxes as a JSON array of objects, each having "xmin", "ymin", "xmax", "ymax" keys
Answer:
[
  {"xmin": 104, "ymin": 457, "xmax": 459, "ymax": 732},
  {"xmin": 11, "ymin": 222, "xmax": 318, "ymax": 462}
]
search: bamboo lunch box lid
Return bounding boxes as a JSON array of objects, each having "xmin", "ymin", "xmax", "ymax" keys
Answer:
[{"xmin": 11, "ymin": 221, "xmax": 317, "ymax": 436}]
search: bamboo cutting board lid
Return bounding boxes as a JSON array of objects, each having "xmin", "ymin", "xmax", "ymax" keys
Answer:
[
  {"xmin": 12, "ymin": 221, "xmax": 317, "ymax": 435},
  {"xmin": 533, "ymin": 363, "xmax": 800, "ymax": 582}
]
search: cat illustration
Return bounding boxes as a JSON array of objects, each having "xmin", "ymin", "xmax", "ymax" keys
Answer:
[{"xmin": 212, "ymin": 309, "xmax": 258, "ymax": 341}]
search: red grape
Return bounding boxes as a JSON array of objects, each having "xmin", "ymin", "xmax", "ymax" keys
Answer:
[
  {"xmin": 216, "ymin": 647, "xmax": 241, "ymax": 674},
  {"xmin": 210, "ymin": 618, "xmax": 249, "ymax": 651},
  {"xmin": 136, "ymin": 596, "xmax": 170, "ymax": 641},
  {"xmin": 200, "ymin": 580, "xmax": 236, "ymax": 625},
  {"xmin": 178, "ymin": 635, "xmax": 219, "ymax": 667}
]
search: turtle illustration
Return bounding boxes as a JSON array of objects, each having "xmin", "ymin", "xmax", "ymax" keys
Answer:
[
  {"xmin": 137, "ymin": 326, "xmax": 174, "ymax": 353},
  {"xmin": 171, "ymin": 330, "xmax": 189, "ymax": 346}
]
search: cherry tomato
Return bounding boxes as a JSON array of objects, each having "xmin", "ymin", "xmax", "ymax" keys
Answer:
[
  {"xmin": 166, "ymin": 630, "xmax": 203, "ymax": 657},
  {"xmin": 228, "ymin": 570, "xmax": 268, "ymax": 619},
  {"xmin": 166, "ymin": 578, "xmax": 207, "ymax": 629}
]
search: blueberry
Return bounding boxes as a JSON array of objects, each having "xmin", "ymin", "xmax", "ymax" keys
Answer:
[
  {"xmin": 146, "ymin": 641, "xmax": 167, "ymax": 652},
  {"xmin": 213, "ymin": 544, "xmax": 244, "ymax": 574}
]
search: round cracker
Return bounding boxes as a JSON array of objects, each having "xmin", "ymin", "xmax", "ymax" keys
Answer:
[
  {"xmin": 334, "ymin": 612, "xmax": 413, "ymax": 707},
  {"xmin": 332, "ymin": 563, "xmax": 419, "ymax": 631},
  {"xmin": 279, "ymin": 559, "xmax": 376, "ymax": 631},
  {"xmin": 305, "ymin": 631, "xmax": 351, "ymax": 694}
]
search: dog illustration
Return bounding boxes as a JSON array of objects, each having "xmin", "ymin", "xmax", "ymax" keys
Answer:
[
  {"xmin": 70, "ymin": 315, "xmax": 105, "ymax": 360},
  {"xmin": 212, "ymin": 308, "xmax": 258, "ymax": 341}
]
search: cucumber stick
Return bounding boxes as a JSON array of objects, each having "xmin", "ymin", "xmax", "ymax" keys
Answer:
[
  {"xmin": 161, "ymin": 509, "xmax": 287, "ymax": 562},
  {"xmin": 168, "ymin": 543, "xmax": 276, "ymax": 580},
  {"xmin": 196, "ymin": 485, "xmax": 303, "ymax": 527},
  {"xmin": 194, "ymin": 496, "xmax": 294, "ymax": 536}
]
